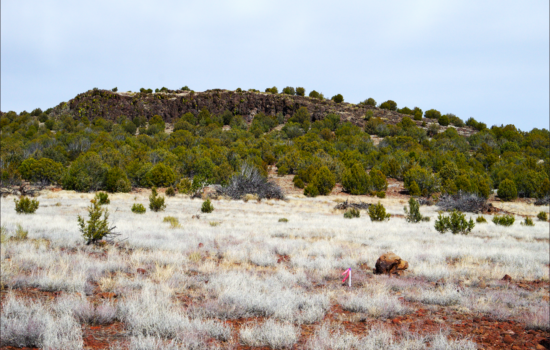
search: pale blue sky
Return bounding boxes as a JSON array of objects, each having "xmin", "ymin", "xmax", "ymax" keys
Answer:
[{"xmin": 2, "ymin": 1, "xmax": 548, "ymax": 131}]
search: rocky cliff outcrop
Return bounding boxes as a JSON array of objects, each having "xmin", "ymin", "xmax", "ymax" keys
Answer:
[{"xmin": 50, "ymin": 88, "xmax": 477, "ymax": 136}]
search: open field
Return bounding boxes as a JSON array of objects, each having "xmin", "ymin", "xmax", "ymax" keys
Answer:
[{"xmin": 1, "ymin": 191, "xmax": 549, "ymax": 349}]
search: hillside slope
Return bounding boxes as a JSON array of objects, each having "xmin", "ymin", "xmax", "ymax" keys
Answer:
[{"xmin": 50, "ymin": 88, "xmax": 477, "ymax": 137}]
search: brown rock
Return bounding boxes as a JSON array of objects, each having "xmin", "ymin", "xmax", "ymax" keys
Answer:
[
  {"xmin": 503, "ymin": 335, "xmax": 514, "ymax": 344},
  {"xmin": 98, "ymin": 292, "xmax": 116, "ymax": 299},
  {"xmin": 374, "ymin": 252, "xmax": 408, "ymax": 275},
  {"xmin": 137, "ymin": 268, "xmax": 147, "ymax": 275},
  {"xmin": 502, "ymin": 274, "xmax": 512, "ymax": 282}
]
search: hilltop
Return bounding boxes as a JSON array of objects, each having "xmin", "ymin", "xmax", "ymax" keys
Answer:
[{"xmin": 49, "ymin": 88, "xmax": 478, "ymax": 137}]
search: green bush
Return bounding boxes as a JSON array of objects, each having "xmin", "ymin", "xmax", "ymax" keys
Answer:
[
  {"xmin": 19, "ymin": 158, "xmax": 64, "ymax": 185},
  {"xmin": 304, "ymin": 183, "xmax": 320, "ymax": 197},
  {"xmin": 364, "ymin": 98, "xmax": 376, "ymax": 106},
  {"xmin": 368, "ymin": 202, "xmax": 391, "ymax": 221},
  {"xmin": 293, "ymin": 177, "xmax": 305, "ymax": 189},
  {"xmin": 282, "ymin": 86, "xmax": 296, "ymax": 95},
  {"xmin": 289, "ymin": 107, "xmax": 311, "ymax": 129},
  {"xmin": 149, "ymin": 187, "xmax": 166, "ymax": 212},
  {"xmin": 149, "ymin": 115, "xmax": 165, "ymax": 130},
  {"xmin": 63, "ymin": 152, "xmax": 108, "ymax": 192},
  {"xmin": 311, "ymin": 166, "xmax": 336, "ymax": 195},
  {"xmin": 379, "ymin": 100, "xmax": 397, "ymax": 111},
  {"xmin": 201, "ymin": 199, "xmax": 214, "ymax": 213},
  {"xmin": 278, "ymin": 218, "xmax": 288, "ymax": 222},
  {"xmin": 376, "ymin": 191, "xmax": 386, "ymax": 198},
  {"xmin": 408, "ymin": 181, "xmax": 421, "ymax": 196},
  {"xmin": 521, "ymin": 217, "xmax": 534, "ymax": 226},
  {"xmin": 397, "ymin": 106, "xmax": 413, "ymax": 115},
  {"xmin": 438, "ymin": 114, "xmax": 450, "ymax": 126},
  {"xmin": 342, "ymin": 164, "xmax": 370, "ymax": 195},
  {"xmin": 434, "ymin": 210, "xmax": 474, "ymax": 234},
  {"xmin": 145, "ymin": 163, "xmax": 176, "ymax": 188},
  {"xmin": 105, "ymin": 167, "xmax": 131, "ymax": 193},
  {"xmin": 296, "ymin": 87, "xmax": 305, "ymax": 96},
  {"xmin": 492, "ymin": 215, "xmax": 515, "ymax": 226},
  {"xmin": 78, "ymin": 198, "xmax": 115, "ymax": 245},
  {"xmin": 404, "ymin": 197, "xmax": 429, "ymax": 223},
  {"xmin": 308, "ymin": 90, "xmax": 320, "ymax": 98},
  {"xmin": 14, "ymin": 196, "xmax": 39, "ymax": 214},
  {"xmin": 331, "ymin": 94, "xmax": 344, "ymax": 103},
  {"xmin": 177, "ymin": 178, "xmax": 194, "ymax": 194},
  {"xmin": 476, "ymin": 216, "xmax": 487, "ymax": 223},
  {"xmin": 166, "ymin": 186, "xmax": 176, "ymax": 197},
  {"xmin": 537, "ymin": 211, "xmax": 548, "ymax": 221},
  {"xmin": 131, "ymin": 203, "xmax": 146, "ymax": 214},
  {"xmin": 424, "ymin": 109, "xmax": 441, "ymax": 119},
  {"xmin": 404, "ymin": 166, "xmax": 440, "ymax": 196},
  {"xmin": 364, "ymin": 110, "xmax": 374, "ymax": 121},
  {"xmin": 344, "ymin": 208, "xmax": 360, "ymax": 219},
  {"xmin": 497, "ymin": 179, "xmax": 517, "ymax": 201},
  {"xmin": 369, "ymin": 169, "xmax": 387, "ymax": 192},
  {"xmin": 95, "ymin": 192, "xmax": 110, "ymax": 205}
]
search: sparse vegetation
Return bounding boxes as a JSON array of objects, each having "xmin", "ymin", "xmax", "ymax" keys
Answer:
[
  {"xmin": 14, "ymin": 196, "xmax": 39, "ymax": 214},
  {"xmin": 343, "ymin": 208, "xmax": 360, "ymax": 219},
  {"xmin": 476, "ymin": 216, "xmax": 487, "ymax": 223},
  {"xmin": 367, "ymin": 202, "xmax": 391, "ymax": 221},
  {"xmin": 521, "ymin": 217, "xmax": 534, "ymax": 226},
  {"xmin": 492, "ymin": 214, "xmax": 515, "ymax": 226},
  {"xmin": 78, "ymin": 198, "xmax": 116, "ymax": 245},
  {"xmin": 131, "ymin": 203, "xmax": 146, "ymax": 214},
  {"xmin": 165, "ymin": 186, "xmax": 176, "ymax": 197},
  {"xmin": 95, "ymin": 192, "xmax": 110, "ymax": 205},
  {"xmin": 201, "ymin": 199, "xmax": 214, "ymax": 213},
  {"xmin": 537, "ymin": 211, "xmax": 548, "ymax": 221},
  {"xmin": 14, "ymin": 224, "xmax": 29, "ymax": 240},
  {"xmin": 149, "ymin": 187, "xmax": 166, "ymax": 212},
  {"xmin": 163, "ymin": 216, "xmax": 181, "ymax": 228},
  {"xmin": 404, "ymin": 197, "xmax": 429, "ymax": 223},
  {"xmin": 434, "ymin": 210, "xmax": 475, "ymax": 234},
  {"xmin": 1, "ymin": 86, "xmax": 549, "ymax": 349}
]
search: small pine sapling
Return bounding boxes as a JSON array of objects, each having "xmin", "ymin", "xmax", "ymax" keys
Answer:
[
  {"xmin": 368, "ymin": 202, "xmax": 391, "ymax": 221},
  {"xmin": 78, "ymin": 198, "xmax": 117, "ymax": 245},
  {"xmin": 96, "ymin": 192, "xmax": 110, "ymax": 205},
  {"xmin": 404, "ymin": 197, "xmax": 429, "ymax": 223},
  {"xmin": 201, "ymin": 199, "xmax": 214, "ymax": 213},
  {"xmin": 434, "ymin": 210, "xmax": 474, "ymax": 234},
  {"xmin": 14, "ymin": 196, "xmax": 39, "ymax": 214},
  {"xmin": 131, "ymin": 203, "xmax": 146, "ymax": 214},
  {"xmin": 149, "ymin": 187, "xmax": 166, "ymax": 212},
  {"xmin": 521, "ymin": 217, "xmax": 534, "ymax": 226}
]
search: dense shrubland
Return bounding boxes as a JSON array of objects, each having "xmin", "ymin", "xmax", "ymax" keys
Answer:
[{"xmin": 1, "ymin": 88, "xmax": 548, "ymax": 202}]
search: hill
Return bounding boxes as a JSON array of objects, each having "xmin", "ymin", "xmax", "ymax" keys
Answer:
[
  {"xmin": 0, "ymin": 87, "xmax": 548, "ymax": 204},
  {"xmin": 50, "ymin": 88, "xmax": 478, "ymax": 137}
]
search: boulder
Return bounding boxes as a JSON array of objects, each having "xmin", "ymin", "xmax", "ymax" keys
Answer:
[{"xmin": 374, "ymin": 252, "xmax": 408, "ymax": 275}]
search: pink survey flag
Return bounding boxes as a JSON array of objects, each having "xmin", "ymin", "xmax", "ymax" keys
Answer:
[{"xmin": 342, "ymin": 268, "xmax": 351, "ymax": 287}]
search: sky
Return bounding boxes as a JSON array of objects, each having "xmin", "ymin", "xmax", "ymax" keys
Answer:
[{"xmin": 2, "ymin": 1, "xmax": 548, "ymax": 131}]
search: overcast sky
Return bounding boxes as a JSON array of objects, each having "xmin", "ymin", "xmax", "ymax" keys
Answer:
[{"xmin": 2, "ymin": 1, "xmax": 548, "ymax": 131}]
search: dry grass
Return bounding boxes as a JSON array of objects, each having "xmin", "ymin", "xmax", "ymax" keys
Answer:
[{"xmin": 1, "ymin": 190, "xmax": 549, "ymax": 348}]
